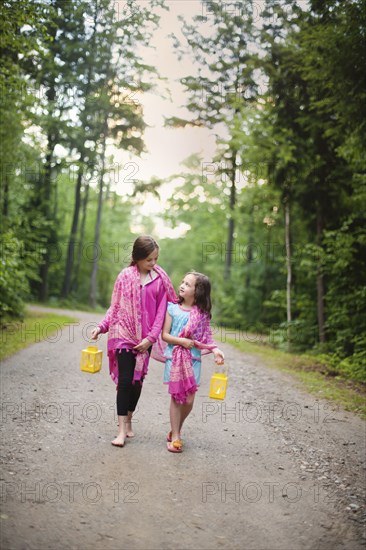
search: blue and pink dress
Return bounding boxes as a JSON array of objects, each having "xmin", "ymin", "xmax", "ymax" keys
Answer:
[{"xmin": 163, "ymin": 302, "xmax": 202, "ymax": 385}]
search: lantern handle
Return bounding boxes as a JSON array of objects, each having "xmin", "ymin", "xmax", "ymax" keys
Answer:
[{"xmin": 213, "ymin": 363, "xmax": 229, "ymax": 377}]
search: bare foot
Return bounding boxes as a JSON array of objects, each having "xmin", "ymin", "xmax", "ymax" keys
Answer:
[
  {"xmin": 125, "ymin": 424, "xmax": 135, "ymax": 438},
  {"xmin": 111, "ymin": 434, "xmax": 125, "ymax": 447}
]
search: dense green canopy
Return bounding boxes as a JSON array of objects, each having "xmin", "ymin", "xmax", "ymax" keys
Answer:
[{"xmin": 1, "ymin": 0, "xmax": 365, "ymax": 381}]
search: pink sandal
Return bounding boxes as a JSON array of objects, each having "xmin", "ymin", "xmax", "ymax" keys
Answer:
[{"xmin": 166, "ymin": 431, "xmax": 183, "ymax": 443}]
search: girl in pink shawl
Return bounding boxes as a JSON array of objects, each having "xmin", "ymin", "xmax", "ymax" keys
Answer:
[
  {"xmin": 162, "ymin": 272, "xmax": 224, "ymax": 453},
  {"xmin": 91, "ymin": 236, "xmax": 176, "ymax": 448}
]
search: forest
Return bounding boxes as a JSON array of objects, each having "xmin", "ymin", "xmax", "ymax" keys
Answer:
[{"xmin": 1, "ymin": 0, "xmax": 365, "ymax": 381}]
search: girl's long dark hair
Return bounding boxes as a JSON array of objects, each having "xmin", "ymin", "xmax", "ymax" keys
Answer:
[
  {"xmin": 180, "ymin": 271, "xmax": 212, "ymax": 317},
  {"xmin": 129, "ymin": 235, "xmax": 159, "ymax": 265}
]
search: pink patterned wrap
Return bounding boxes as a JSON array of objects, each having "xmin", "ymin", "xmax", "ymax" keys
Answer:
[
  {"xmin": 168, "ymin": 305, "xmax": 217, "ymax": 404},
  {"xmin": 99, "ymin": 264, "xmax": 177, "ymax": 384}
]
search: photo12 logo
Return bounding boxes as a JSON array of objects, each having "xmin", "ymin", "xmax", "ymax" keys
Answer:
[
  {"xmin": 1, "ymin": 481, "xmax": 139, "ymax": 504},
  {"xmin": 113, "ymin": 1, "xmax": 142, "ymax": 22},
  {"xmin": 201, "ymin": 481, "xmax": 338, "ymax": 505},
  {"xmin": 1, "ymin": 400, "xmax": 140, "ymax": 425},
  {"xmin": 201, "ymin": 1, "xmax": 245, "ymax": 20}
]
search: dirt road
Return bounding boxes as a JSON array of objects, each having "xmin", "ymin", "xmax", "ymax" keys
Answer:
[{"xmin": 1, "ymin": 307, "xmax": 365, "ymax": 550}]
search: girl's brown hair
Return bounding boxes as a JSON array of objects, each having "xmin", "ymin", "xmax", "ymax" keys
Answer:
[
  {"xmin": 179, "ymin": 271, "xmax": 212, "ymax": 317},
  {"xmin": 130, "ymin": 235, "xmax": 159, "ymax": 265}
]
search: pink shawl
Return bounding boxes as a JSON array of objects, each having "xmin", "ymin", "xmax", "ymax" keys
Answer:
[
  {"xmin": 169, "ymin": 305, "xmax": 217, "ymax": 404},
  {"xmin": 107, "ymin": 264, "xmax": 177, "ymax": 384}
]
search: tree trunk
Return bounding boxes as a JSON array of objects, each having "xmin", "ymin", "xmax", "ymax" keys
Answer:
[
  {"xmin": 2, "ymin": 173, "xmax": 9, "ymax": 220},
  {"xmin": 38, "ymin": 141, "xmax": 55, "ymax": 302},
  {"xmin": 62, "ymin": 163, "xmax": 84, "ymax": 297},
  {"xmin": 243, "ymin": 204, "xmax": 254, "ymax": 313},
  {"xmin": 285, "ymin": 199, "xmax": 292, "ymax": 351},
  {"xmin": 89, "ymin": 132, "xmax": 107, "ymax": 308},
  {"xmin": 63, "ymin": 4, "xmax": 98, "ymax": 298},
  {"xmin": 37, "ymin": 13, "xmax": 60, "ymax": 303},
  {"xmin": 224, "ymin": 149, "xmax": 237, "ymax": 281},
  {"xmin": 245, "ymin": 205, "xmax": 254, "ymax": 290},
  {"xmin": 262, "ymin": 225, "xmax": 272, "ymax": 304},
  {"xmin": 72, "ymin": 179, "xmax": 90, "ymax": 293},
  {"xmin": 316, "ymin": 210, "xmax": 326, "ymax": 343}
]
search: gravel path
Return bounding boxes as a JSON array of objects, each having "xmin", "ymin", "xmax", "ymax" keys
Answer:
[{"xmin": 0, "ymin": 306, "xmax": 365, "ymax": 550}]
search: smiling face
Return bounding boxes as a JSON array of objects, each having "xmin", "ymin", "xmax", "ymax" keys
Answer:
[
  {"xmin": 178, "ymin": 273, "xmax": 197, "ymax": 305},
  {"xmin": 136, "ymin": 248, "xmax": 159, "ymax": 274}
]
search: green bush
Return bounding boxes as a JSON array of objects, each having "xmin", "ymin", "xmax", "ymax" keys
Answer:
[{"xmin": 0, "ymin": 231, "xmax": 29, "ymax": 320}]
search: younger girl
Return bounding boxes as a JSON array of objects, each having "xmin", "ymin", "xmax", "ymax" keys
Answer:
[
  {"xmin": 162, "ymin": 272, "xmax": 224, "ymax": 453},
  {"xmin": 91, "ymin": 235, "xmax": 176, "ymax": 447}
]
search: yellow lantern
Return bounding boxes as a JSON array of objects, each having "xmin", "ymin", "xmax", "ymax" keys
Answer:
[
  {"xmin": 80, "ymin": 345, "xmax": 102, "ymax": 374},
  {"xmin": 209, "ymin": 367, "xmax": 228, "ymax": 400}
]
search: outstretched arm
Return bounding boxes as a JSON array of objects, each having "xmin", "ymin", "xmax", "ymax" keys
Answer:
[{"xmin": 205, "ymin": 320, "xmax": 224, "ymax": 364}]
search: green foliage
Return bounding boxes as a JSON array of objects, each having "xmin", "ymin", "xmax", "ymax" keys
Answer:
[
  {"xmin": 0, "ymin": 311, "xmax": 77, "ymax": 361},
  {"xmin": 1, "ymin": 0, "xmax": 365, "ymax": 383},
  {"xmin": 227, "ymin": 336, "xmax": 366, "ymax": 418},
  {"xmin": 1, "ymin": 0, "xmax": 164, "ymax": 308},
  {"xmin": 0, "ymin": 232, "xmax": 30, "ymax": 320},
  {"xmin": 324, "ymin": 350, "xmax": 366, "ymax": 383},
  {"xmin": 164, "ymin": 0, "xmax": 366, "ymax": 382},
  {"xmin": 321, "ymin": 218, "xmax": 366, "ymax": 376}
]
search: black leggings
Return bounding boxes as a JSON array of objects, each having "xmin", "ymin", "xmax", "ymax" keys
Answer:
[{"xmin": 116, "ymin": 349, "xmax": 144, "ymax": 416}]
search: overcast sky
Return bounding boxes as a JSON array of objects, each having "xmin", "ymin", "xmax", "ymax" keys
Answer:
[
  {"xmin": 111, "ymin": 0, "xmax": 219, "ymax": 235},
  {"xmin": 111, "ymin": 0, "xmax": 290, "ymax": 237}
]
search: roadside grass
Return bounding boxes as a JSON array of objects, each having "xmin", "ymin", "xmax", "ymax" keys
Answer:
[
  {"xmin": 0, "ymin": 311, "xmax": 78, "ymax": 361},
  {"xmin": 226, "ymin": 337, "xmax": 366, "ymax": 420},
  {"xmin": 30, "ymin": 298, "xmax": 105, "ymax": 314}
]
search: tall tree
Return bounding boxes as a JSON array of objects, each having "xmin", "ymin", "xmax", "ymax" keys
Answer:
[
  {"xmin": 23, "ymin": 0, "xmax": 87, "ymax": 301},
  {"xmin": 62, "ymin": 0, "xmax": 163, "ymax": 300},
  {"xmin": 258, "ymin": 0, "xmax": 365, "ymax": 363},
  {"xmin": 0, "ymin": 0, "xmax": 43, "ymax": 222},
  {"xmin": 298, "ymin": 0, "xmax": 366, "ymax": 368},
  {"xmin": 167, "ymin": 0, "xmax": 258, "ymax": 279},
  {"xmin": 0, "ymin": 1, "xmax": 50, "ymax": 316}
]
